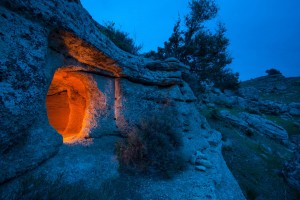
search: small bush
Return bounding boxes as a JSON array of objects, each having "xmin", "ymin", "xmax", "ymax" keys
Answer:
[
  {"xmin": 116, "ymin": 131, "xmax": 147, "ymax": 172},
  {"xmin": 116, "ymin": 111, "xmax": 186, "ymax": 179},
  {"xmin": 265, "ymin": 68, "xmax": 282, "ymax": 76},
  {"xmin": 210, "ymin": 109, "xmax": 220, "ymax": 120},
  {"xmin": 98, "ymin": 21, "xmax": 142, "ymax": 55}
]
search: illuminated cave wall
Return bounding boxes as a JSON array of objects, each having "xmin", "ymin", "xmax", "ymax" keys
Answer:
[
  {"xmin": 46, "ymin": 68, "xmax": 115, "ymax": 143},
  {"xmin": 45, "ymin": 29, "xmax": 121, "ymax": 143},
  {"xmin": 89, "ymin": 74, "xmax": 118, "ymax": 137}
]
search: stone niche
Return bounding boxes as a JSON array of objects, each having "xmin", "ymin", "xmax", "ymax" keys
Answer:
[
  {"xmin": 46, "ymin": 68, "xmax": 119, "ymax": 143},
  {"xmin": 46, "ymin": 69, "xmax": 103, "ymax": 142}
]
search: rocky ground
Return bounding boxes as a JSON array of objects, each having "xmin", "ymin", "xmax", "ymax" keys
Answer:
[
  {"xmin": 196, "ymin": 74, "xmax": 300, "ymax": 200},
  {"xmin": 0, "ymin": 129, "xmax": 244, "ymax": 200}
]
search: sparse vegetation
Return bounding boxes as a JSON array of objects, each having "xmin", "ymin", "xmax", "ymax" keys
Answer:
[
  {"xmin": 200, "ymin": 103, "xmax": 300, "ymax": 199},
  {"xmin": 116, "ymin": 110, "xmax": 186, "ymax": 179},
  {"xmin": 145, "ymin": 0, "xmax": 239, "ymax": 91},
  {"xmin": 207, "ymin": 116, "xmax": 298, "ymax": 200},
  {"xmin": 98, "ymin": 21, "xmax": 142, "ymax": 55}
]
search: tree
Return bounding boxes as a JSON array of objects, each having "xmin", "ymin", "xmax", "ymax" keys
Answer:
[
  {"xmin": 98, "ymin": 21, "xmax": 142, "ymax": 55},
  {"xmin": 145, "ymin": 0, "xmax": 239, "ymax": 90},
  {"xmin": 265, "ymin": 68, "xmax": 282, "ymax": 76},
  {"xmin": 156, "ymin": 18, "xmax": 184, "ymax": 59}
]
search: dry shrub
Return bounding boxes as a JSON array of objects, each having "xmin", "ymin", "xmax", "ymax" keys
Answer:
[{"xmin": 116, "ymin": 110, "xmax": 186, "ymax": 179}]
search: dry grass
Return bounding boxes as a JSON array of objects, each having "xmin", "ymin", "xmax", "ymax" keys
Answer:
[{"xmin": 116, "ymin": 111, "xmax": 186, "ymax": 179}]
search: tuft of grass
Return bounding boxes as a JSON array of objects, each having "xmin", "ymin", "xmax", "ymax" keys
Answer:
[
  {"xmin": 265, "ymin": 115, "xmax": 300, "ymax": 137},
  {"xmin": 116, "ymin": 110, "xmax": 186, "ymax": 179},
  {"xmin": 97, "ymin": 21, "xmax": 142, "ymax": 55}
]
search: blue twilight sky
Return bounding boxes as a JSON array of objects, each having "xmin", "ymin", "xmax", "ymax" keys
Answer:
[{"xmin": 81, "ymin": 0, "xmax": 300, "ymax": 80}]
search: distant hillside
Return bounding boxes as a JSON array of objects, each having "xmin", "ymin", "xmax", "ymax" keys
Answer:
[
  {"xmin": 196, "ymin": 74, "xmax": 300, "ymax": 199},
  {"xmin": 241, "ymin": 74, "xmax": 300, "ymax": 103}
]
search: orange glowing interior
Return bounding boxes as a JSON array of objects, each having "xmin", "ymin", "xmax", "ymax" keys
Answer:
[{"xmin": 46, "ymin": 68, "xmax": 104, "ymax": 143}]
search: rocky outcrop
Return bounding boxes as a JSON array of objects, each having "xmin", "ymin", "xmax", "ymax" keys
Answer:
[
  {"xmin": 283, "ymin": 148, "xmax": 300, "ymax": 191},
  {"xmin": 239, "ymin": 112, "xmax": 289, "ymax": 141},
  {"xmin": 216, "ymin": 110, "xmax": 251, "ymax": 131},
  {"xmin": 241, "ymin": 74, "xmax": 289, "ymax": 93},
  {"xmin": 0, "ymin": 0, "xmax": 244, "ymax": 199},
  {"xmin": 200, "ymin": 83, "xmax": 300, "ymax": 118},
  {"xmin": 238, "ymin": 86, "xmax": 260, "ymax": 101},
  {"xmin": 0, "ymin": 0, "xmax": 187, "ymax": 183},
  {"xmin": 216, "ymin": 110, "xmax": 289, "ymax": 141},
  {"xmin": 289, "ymin": 103, "xmax": 300, "ymax": 116}
]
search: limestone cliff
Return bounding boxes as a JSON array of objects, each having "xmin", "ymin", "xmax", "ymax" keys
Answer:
[{"xmin": 0, "ymin": 0, "xmax": 244, "ymax": 199}]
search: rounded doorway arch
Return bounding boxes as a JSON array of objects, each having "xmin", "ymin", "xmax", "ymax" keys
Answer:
[{"xmin": 46, "ymin": 68, "xmax": 104, "ymax": 143}]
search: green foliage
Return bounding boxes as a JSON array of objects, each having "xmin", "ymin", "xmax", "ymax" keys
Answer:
[
  {"xmin": 145, "ymin": 0, "xmax": 239, "ymax": 90},
  {"xmin": 214, "ymin": 68, "xmax": 240, "ymax": 91},
  {"xmin": 116, "ymin": 111, "xmax": 186, "ymax": 179},
  {"xmin": 265, "ymin": 68, "xmax": 282, "ymax": 76},
  {"xmin": 156, "ymin": 18, "xmax": 184, "ymax": 59},
  {"xmin": 99, "ymin": 21, "xmax": 142, "ymax": 55}
]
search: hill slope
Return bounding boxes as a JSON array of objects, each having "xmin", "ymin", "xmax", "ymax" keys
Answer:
[{"xmin": 195, "ymin": 74, "xmax": 300, "ymax": 200}]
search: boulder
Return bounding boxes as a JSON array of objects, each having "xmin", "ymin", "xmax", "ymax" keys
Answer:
[
  {"xmin": 258, "ymin": 100, "xmax": 288, "ymax": 115},
  {"xmin": 216, "ymin": 110, "xmax": 288, "ymax": 141},
  {"xmin": 216, "ymin": 110, "xmax": 252, "ymax": 133},
  {"xmin": 195, "ymin": 166, "xmax": 207, "ymax": 172},
  {"xmin": 239, "ymin": 112, "xmax": 288, "ymax": 141},
  {"xmin": 289, "ymin": 103, "xmax": 300, "ymax": 116},
  {"xmin": 238, "ymin": 86, "xmax": 260, "ymax": 101}
]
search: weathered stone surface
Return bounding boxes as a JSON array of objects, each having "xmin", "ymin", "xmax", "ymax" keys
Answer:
[
  {"xmin": 217, "ymin": 110, "xmax": 251, "ymax": 132},
  {"xmin": 0, "ymin": 0, "xmax": 245, "ymax": 199},
  {"xmin": 195, "ymin": 165, "xmax": 206, "ymax": 171},
  {"xmin": 242, "ymin": 74, "xmax": 287, "ymax": 90},
  {"xmin": 289, "ymin": 102, "xmax": 300, "ymax": 116},
  {"xmin": 199, "ymin": 77, "xmax": 300, "ymax": 118},
  {"xmin": 89, "ymin": 75, "xmax": 118, "ymax": 137},
  {"xmin": 216, "ymin": 110, "xmax": 288, "ymax": 141},
  {"xmin": 239, "ymin": 112, "xmax": 288, "ymax": 141},
  {"xmin": 257, "ymin": 100, "xmax": 289, "ymax": 115},
  {"xmin": 0, "ymin": 0, "xmax": 186, "ymax": 181}
]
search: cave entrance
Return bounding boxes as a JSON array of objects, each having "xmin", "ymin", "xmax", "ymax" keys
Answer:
[{"xmin": 46, "ymin": 68, "xmax": 102, "ymax": 143}]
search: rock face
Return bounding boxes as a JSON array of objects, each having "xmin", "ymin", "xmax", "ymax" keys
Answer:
[
  {"xmin": 239, "ymin": 112, "xmax": 289, "ymax": 141},
  {"xmin": 289, "ymin": 103, "xmax": 300, "ymax": 116},
  {"xmin": 216, "ymin": 110, "xmax": 289, "ymax": 141},
  {"xmin": 198, "ymin": 76, "xmax": 300, "ymax": 118},
  {"xmin": 0, "ymin": 0, "xmax": 244, "ymax": 199}
]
